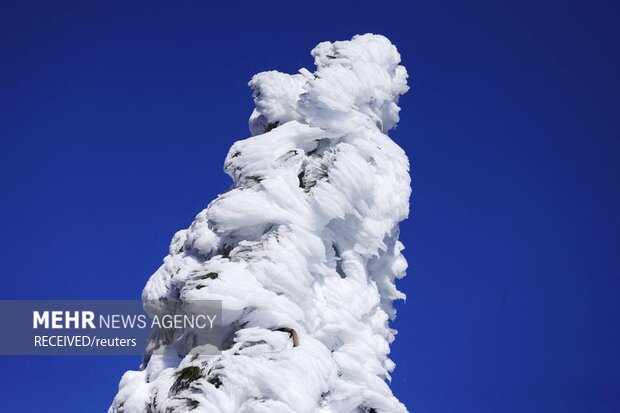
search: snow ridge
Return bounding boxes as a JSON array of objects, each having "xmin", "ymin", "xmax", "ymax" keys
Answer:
[{"xmin": 110, "ymin": 33, "xmax": 411, "ymax": 413}]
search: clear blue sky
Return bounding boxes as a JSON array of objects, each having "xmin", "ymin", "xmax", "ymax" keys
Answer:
[{"xmin": 1, "ymin": 0, "xmax": 618, "ymax": 411}]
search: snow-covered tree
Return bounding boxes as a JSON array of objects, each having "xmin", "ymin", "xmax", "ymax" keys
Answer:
[{"xmin": 110, "ymin": 33, "xmax": 411, "ymax": 413}]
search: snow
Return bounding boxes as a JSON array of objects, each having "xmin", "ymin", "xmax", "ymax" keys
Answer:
[{"xmin": 110, "ymin": 33, "xmax": 411, "ymax": 413}]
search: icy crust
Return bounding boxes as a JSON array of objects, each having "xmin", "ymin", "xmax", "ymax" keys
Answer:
[{"xmin": 110, "ymin": 34, "xmax": 410, "ymax": 413}]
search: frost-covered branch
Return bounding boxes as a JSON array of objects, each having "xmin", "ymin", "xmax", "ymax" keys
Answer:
[{"xmin": 110, "ymin": 33, "xmax": 411, "ymax": 413}]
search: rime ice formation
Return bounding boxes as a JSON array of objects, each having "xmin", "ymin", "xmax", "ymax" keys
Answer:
[{"xmin": 110, "ymin": 34, "xmax": 411, "ymax": 413}]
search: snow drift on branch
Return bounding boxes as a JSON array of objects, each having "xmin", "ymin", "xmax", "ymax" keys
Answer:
[{"xmin": 110, "ymin": 33, "xmax": 411, "ymax": 413}]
